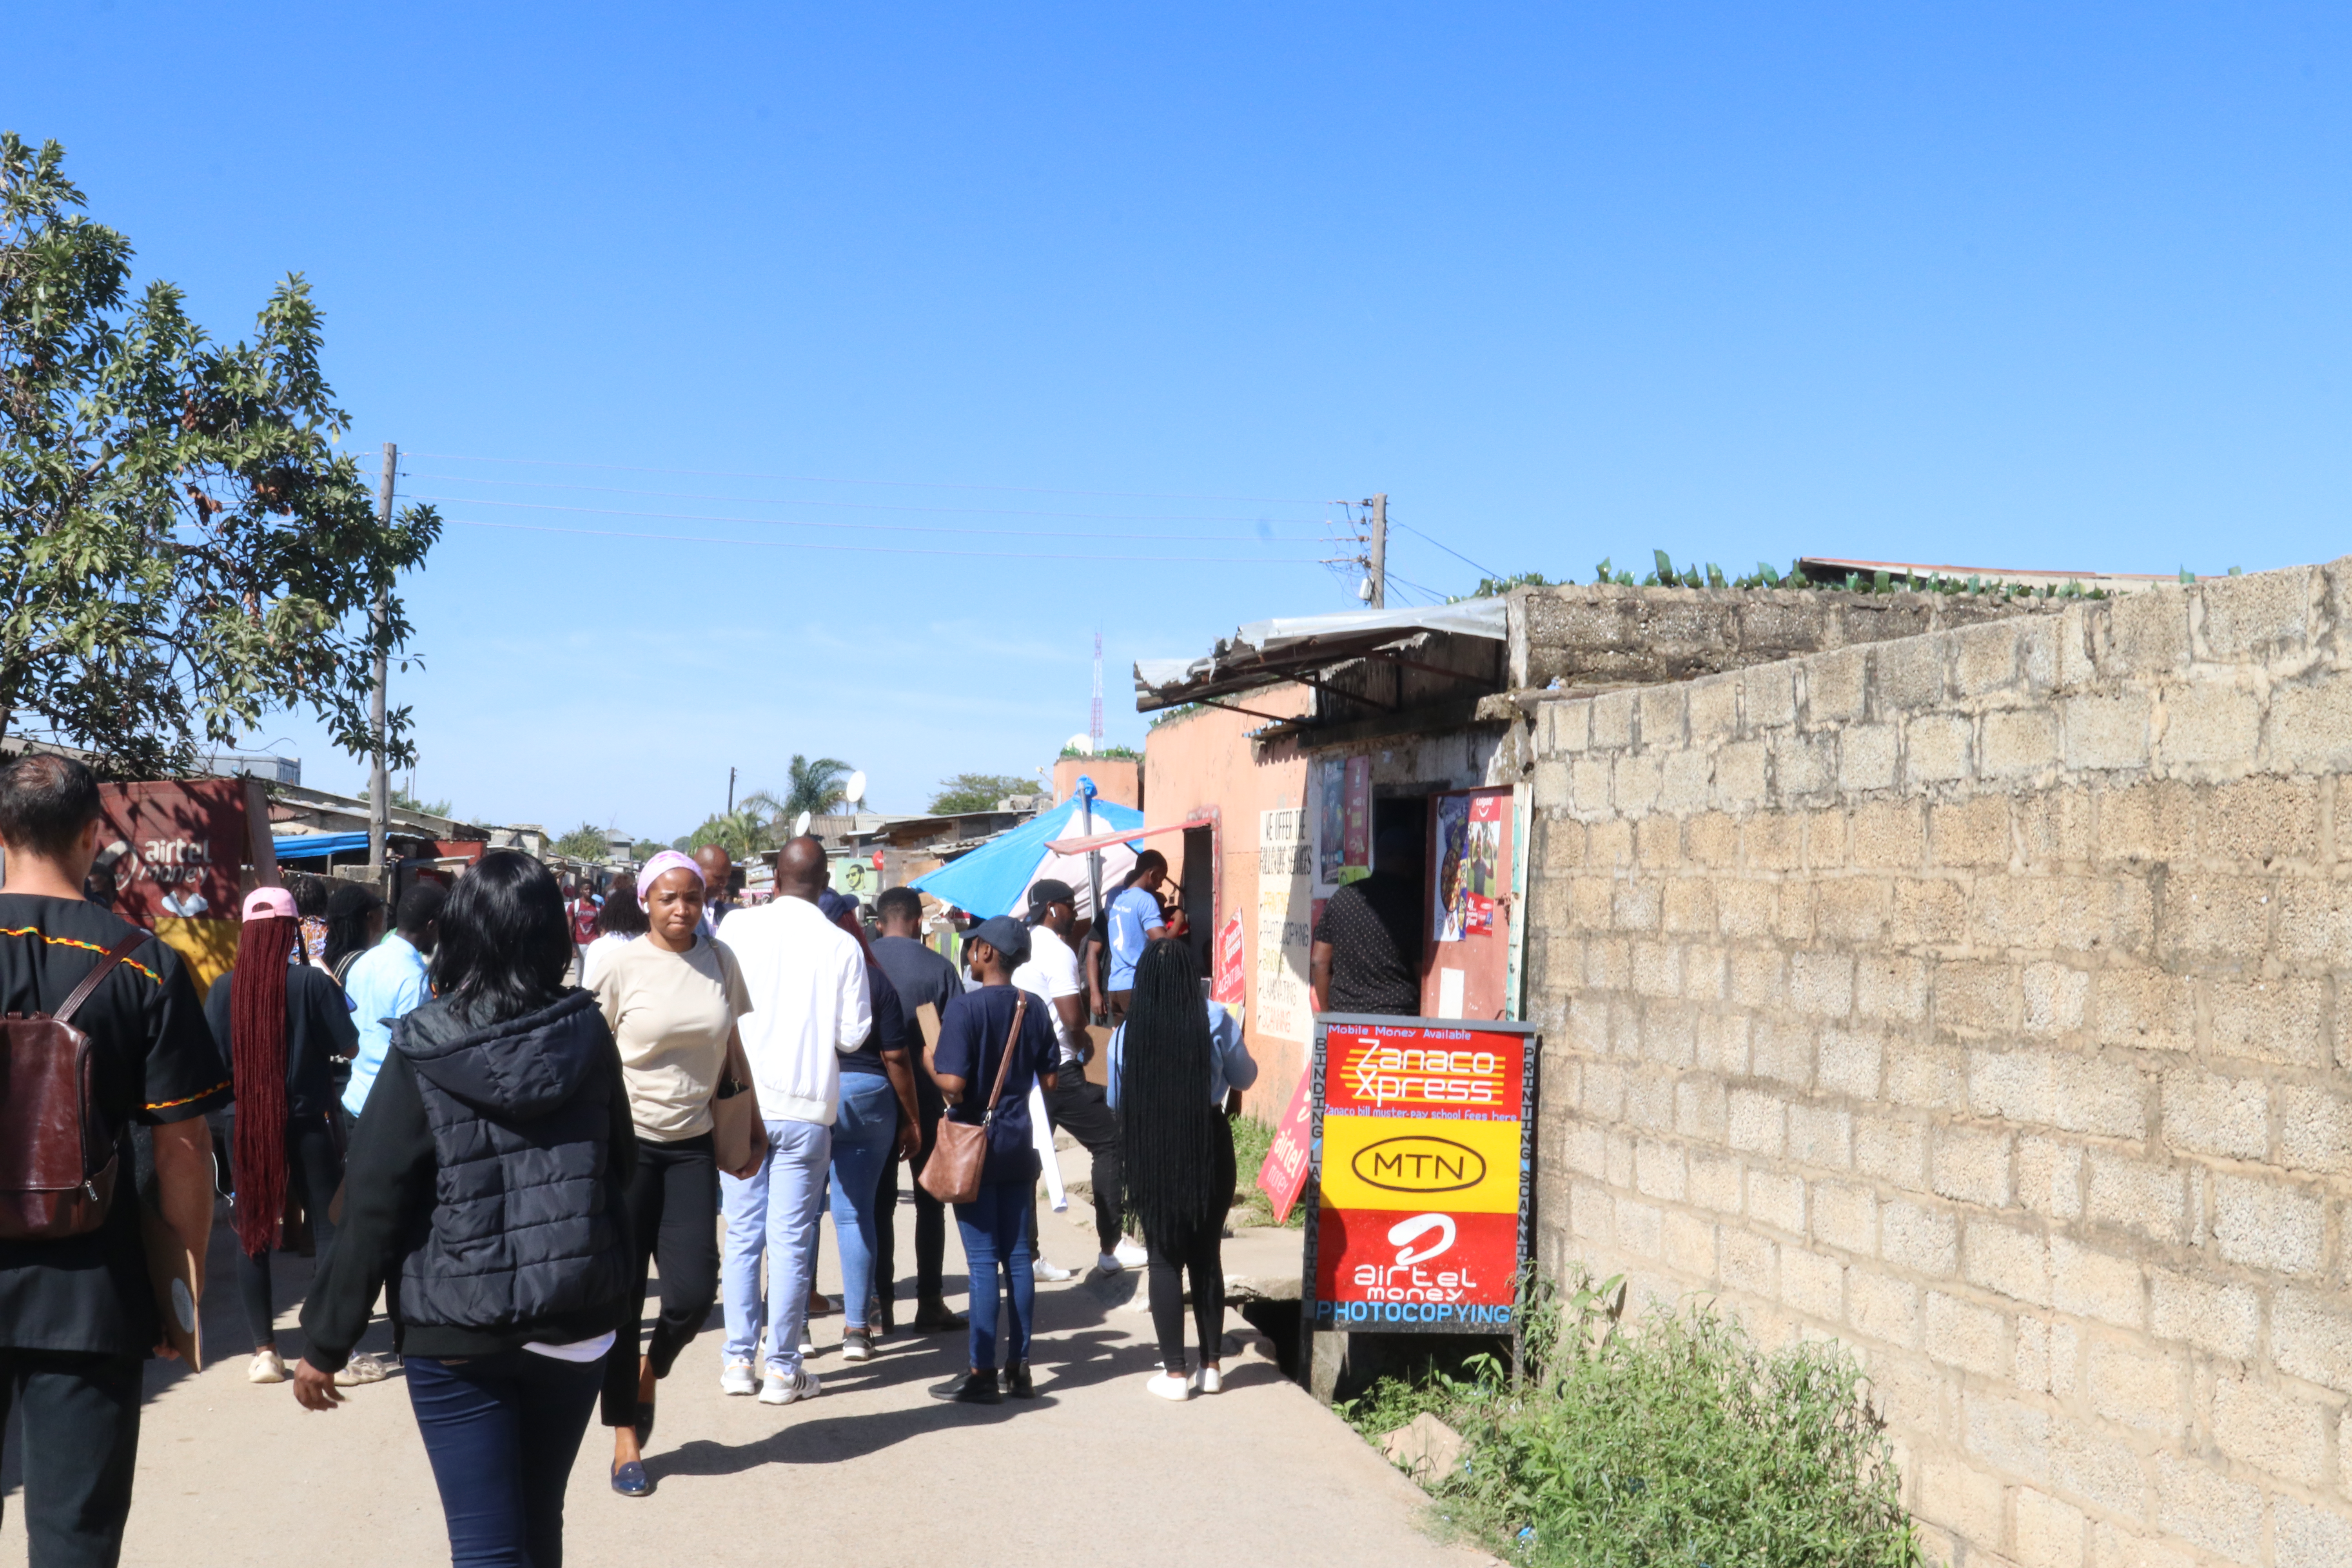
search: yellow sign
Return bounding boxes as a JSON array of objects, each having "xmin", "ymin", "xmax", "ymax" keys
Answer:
[{"xmin": 1317, "ymin": 1113, "xmax": 1521, "ymax": 1214}]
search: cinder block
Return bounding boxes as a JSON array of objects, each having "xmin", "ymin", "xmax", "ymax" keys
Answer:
[
  {"xmin": 1941, "ymin": 960, "xmax": 2020, "ymax": 1036},
  {"xmin": 1714, "ymin": 740, "xmax": 1768, "ymax": 808},
  {"xmin": 2158, "ymin": 1069, "xmax": 2268, "ymax": 1161},
  {"xmin": 2212, "ymin": 1174, "xmax": 2324, "ymax": 1276},
  {"xmin": 2108, "ymin": 583, "xmax": 2191, "ymax": 673},
  {"xmin": 1925, "ymin": 1290, "xmax": 2008, "ymax": 1377},
  {"xmin": 1638, "ymin": 684, "xmax": 1688, "ymax": 750},
  {"xmin": 1591, "ymin": 687, "xmax": 1637, "ymax": 748},
  {"xmin": 1855, "ymin": 1113, "xmax": 1928, "ymax": 1188},
  {"xmin": 1612, "ymin": 752, "xmax": 1664, "ymax": 814},
  {"xmin": 1932, "ymin": 1123, "xmax": 2014, "ymax": 1208},
  {"xmin": 1932, "ymin": 795, "xmax": 2013, "ymax": 868},
  {"xmin": 1875, "ymin": 635, "xmax": 1945, "ymax": 713},
  {"xmin": 1728, "ymin": 944, "xmax": 1785, "ymax": 1009},
  {"xmin": 1889, "ymin": 877, "xmax": 1969, "ymax": 944},
  {"xmin": 1686, "ymin": 674, "xmax": 1739, "ymax": 744},
  {"xmin": 2086, "ymin": 1337, "xmax": 2183, "ymax": 1438},
  {"xmin": 2014, "ymin": 1486, "xmax": 2087, "ymax": 1568},
  {"xmin": 2015, "ymin": 1135, "xmax": 2085, "ymax": 1221},
  {"xmin": 1779, "ymin": 1244, "xmax": 1844, "ymax": 1319},
  {"xmin": 2197, "ymin": 564, "xmax": 2312, "ymax": 660},
  {"xmin": 2157, "ymin": 873, "xmax": 2274, "ymax": 965},
  {"xmin": 1661, "ymin": 1209, "xmax": 1717, "ymax": 1277},
  {"xmin": 1906, "ymin": 712, "xmax": 1972, "ymax": 784},
  {"xmin": 2082, "ymin": 1150, "xmax": 2187, "ymax": 1246},
  {"xmin": 1571, "ymin": 757, "xmax": 1613, "ymax": 816},
  {"xmin": 1847, "ymin": 799, "xmax": 1925, "ymax": 869},
  {"xmin": 1634, "ymin": 1138, "xmax": 1687, "ymax": 1201},
  {"xmin": 1714, "ymin": 878, "xmax": 1775, "ymax": 938},
  {"xmin": 1683, "ymin": 811, "xmax": 1740, "ymax": 867},
  {"xmin": 2276, "ymin": 1498, "xmax": 2352, "ymax": 1568},
  {"xmin": 1984, "ymin": 708, "xmax": 2063, "ymax": 779},
  {"xmin": 1812, "ymin": 1179, "xmax": 1878, "ymax": 1253},
  {"xmin": 2095, "ymin": 778, "xmax": 2198, "ymax": 864},
  {"xmin": 2093, "ymin": 964, "xmax": 2194, "ymax": 1054},
  {"xmin": 1789, "ymin": 949, "xmax": 1855, "ymax": 1019},
  {"xmin": 2154, "ymin": 681, "xmax": 2262, "ymax": 771},
  {"xmin": 1612, "ymin": 1196, "xmax": 1663, "ymax": 1257},
  {"xmin": 1687, "ymin": 1149, "xmax": 1742, "ymax": 1214},
  {"xmin": 1695, "ymin": 1012, "xmax": 1749, "ymax": 1075},
  {"xmin": 2152, "ymin": 1451, "xmax": 2265, "ymax": 1565},
  {"xmin": 1971, "ymin": 877, "xmax": 2059, "ymax": 950},
  {"xmin": 2278, "ymin": 1083, "xmax": 2352, "ymax": 1174},
  {"xmin": 2149, "ymin": 1267, "xmax": 2259, "ymax": 1361},
  {"xmin": 2016, "ymin": 792, "xmax": 2096, "ymax": 868},
  {"xmin": 1801, "ymin": 806, "xmax": 1848, "ymax": 870},
  {"xmin": 2088, "ymin": 1521, "xmax": 2198, "ymax": 1568},
  {"xmin": 1588, "ymin": 817, "xmax": 1634, "ymax": 868},
  {"xmin": 1855, "ymin": 956, "xmax": 1927, "ymax": 1023},
  {"xmin": 1846, "ymin": 1268, "xmax": 1917, "ymax": 1344},
  {"xmin": 1915, "ymin": 1456, "xmax": 2005, "ymax": 1546},
  {"xmin": 2051, "ymin": 1424, "xmax": 2154, "ymax": 1528},
  {"xmin": 1886, "ymin": 1040, "xmax": 1967, "ymax": 1112},
  {"xmin": 1539, "ymin": 816, "xmax": 1588, "ymax": 871},
  {"xmin": 1544, "ymin": 698, "xmax": 1592, "ymax": 753},
  {"xmin": 2062, "ymin": 691, "xmax": 2153, "ymax": 772},
  {"xmin": 1953, "ymin": 620, "xmax": 2024, "ymax": 696},
  {"xmin": 1962, "ymin": 1387, "xmax": 2054, "ymax": 1477},
  {"xmin": 2204, "ymin": 775, "xmax": 2320, "ymax": 865},
  {"xmin": 1839, "ymin": 724, "xmax": 1900, "ymax": 791},
  {"xmin": 1788, "ymin": 1103, "xmax": 1852, "ymax": 1170},
  {"xmin": 1751, "ymin": 1017, "xmax": 1815, "ymax": 1089},
  {"xmin": 1673, "ymin": 1075, "xmax": 1728, "ymax": 1141},
  {"xmin": 1964, "ymin": 1217, "xmax": 2051, "ymax": 1306},
  {"xmin": 1532, "ymin": 759, "xmax": 1572, "ymax": 810},
  {"xmin": 1807, "ymin": 646, "xmax": 1869, "ymax": 724},
  {"xmin": 1569, "ymin": 1178, "xmax": 1613, "ymax": 1241},
  {"xmin": 2022, "ymin": 964, "xmax": 2090, "ymax": 1037},
  {"xmin": 2276, "ymin": 875, "xmax": 2352, "ymax": 968},
  {"xmin": 2274, "ymin": 1287, "xmax": 2352, "ymax": 1392},
  {"xmin": 2271, "ymin": 679, "xmax": 2352, "ymax": 773},
  {"xmin": 1769, "ymin": 882, "xmax": 1815, "ymax": 944},
  {"xmin": 1817, "ymin": 1027, "xmax": 1884, "ymax": 1100},
  {"xmin": 1744, "ymin": 813, "xmax": 1803, "ymax": 871},
  {"xmin": 2014, "ymin": 1315, "xmax": 2060, "ymax": 1395},
  {"xmin": 1720, "ymin": 1226, "xmax": 1775, "ymax": 1296},
  {"xmin": 1746, "ymin": 1167, "xmax": 1806, "ymax": 1234},
  {"xmin": 1727, "ymin": 1089, "xmax": 1786, "ymax": 1156},
  {"xmin": 1771, "ymin": 731, "xmax": 1836, "ymax": 799},
  {"xmin": 1637, "ymin": 816, "xmax": 1680, "ymax": 876},
  {"xmin": 1882, "ymin": 1198, "xmax": 1959, "ymax": 1276},
  {"xmin": 2211, "ymin": 1374, "xmax": 2328, "ymax": 1487}
]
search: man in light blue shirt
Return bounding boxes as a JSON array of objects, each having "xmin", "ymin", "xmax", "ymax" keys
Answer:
[
  {"xmin": 339, "ymin": 882, "xmax": 445, "ymax": 1117},
  {"xmin": 1098, "ymin": 850, "xmax": 1169, "ymax": 1022}
]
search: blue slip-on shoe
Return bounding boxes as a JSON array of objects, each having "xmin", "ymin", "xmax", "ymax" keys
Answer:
[{"xmin": 611, "ymin": 1460, "xmax": 652, "ymax": 1497}]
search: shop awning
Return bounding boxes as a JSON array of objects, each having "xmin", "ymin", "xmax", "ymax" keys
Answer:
[
  {"xmin": 1132, "ymin": 598, "xmax": 1507, "ymax": 712},
  {"xmin": 1043, "ymin": 819, "xmax": 1195, "ymax": 857},
  {"xmin": 272, "ymin": 831, "xmax": 370, "ymax": 860},
  {"xmin": 909, "ymin": 796, "xmax": 1146, "ymax": 920}
]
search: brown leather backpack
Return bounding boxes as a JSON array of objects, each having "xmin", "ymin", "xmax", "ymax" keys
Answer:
[{"xmin": 0, "ymin": 930, "xmax": 148, "ymax": 1241}]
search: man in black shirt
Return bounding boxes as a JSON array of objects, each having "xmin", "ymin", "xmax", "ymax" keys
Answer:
[
  {"xmin": 869, "ymin": 886, "xmax": 968, "ymax": 1332},
  {"xmin": 0, "ymin": 754, "xmax": 230, "ymax": 1564},
  {"xmin": 1310, "ymin": 823, "xmax": 1426, "ymax": 1016}
]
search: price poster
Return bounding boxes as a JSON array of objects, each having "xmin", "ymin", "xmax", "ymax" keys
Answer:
[{"xmin": 1301, "ymin": 1015, "xmax": 1539, "ymax": 1334}]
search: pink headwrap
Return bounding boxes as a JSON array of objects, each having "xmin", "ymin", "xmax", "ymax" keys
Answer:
[{"xmin": 635, "ymin": 850, "xmax": 705, "ymax": 907}]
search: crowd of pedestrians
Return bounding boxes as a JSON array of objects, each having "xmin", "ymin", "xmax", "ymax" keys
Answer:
[{"xmin": 0, "ymin": 752, "xmax": 1253, "ymax": 1566}]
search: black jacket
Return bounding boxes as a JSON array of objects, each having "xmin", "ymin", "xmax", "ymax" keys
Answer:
[{"xmin": 300, "ymin": 989, "xmax": 635, "ymax": 1380}]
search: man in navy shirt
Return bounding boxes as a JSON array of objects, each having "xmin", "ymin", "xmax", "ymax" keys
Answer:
[{"xmin": 870, "ymin": 887, "xmax": 967, "ymax": 1331}]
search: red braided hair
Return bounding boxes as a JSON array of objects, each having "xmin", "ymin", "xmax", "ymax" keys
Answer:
[{"xmin": 229, "ymin": 915, "xmax": 298, "ymax": 1258}]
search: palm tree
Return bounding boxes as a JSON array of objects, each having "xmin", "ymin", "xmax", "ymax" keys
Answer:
[{"xmin": 780, "ymin": 754, "xmax": 853, "ymax": 818}]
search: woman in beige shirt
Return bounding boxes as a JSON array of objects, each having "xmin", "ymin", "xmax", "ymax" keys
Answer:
[{"xmin": 593, "ymin": 850, "xmax": 755, "ymax": 1496}]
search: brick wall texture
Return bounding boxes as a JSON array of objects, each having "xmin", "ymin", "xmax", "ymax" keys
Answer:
[{"xmin": 1523, "ymin": 560, "xmax": 2352, "ymax": 1568}]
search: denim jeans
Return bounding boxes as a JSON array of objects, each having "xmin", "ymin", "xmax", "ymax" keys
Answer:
[
  {"xmin": 953, "ymin": 1180, "xmax": 1034, "ymax": 1370},
  {"xmin": 828, "ymin": 1073, "xmax": 897, "ymax": 1332},
  {"xmin": 405, "ymin": 1350, "xmax": 604, "ymax": 1568},
  {"xmin": 720, "ymin": 1117, "xmax": 830, "ymax": 1374}
]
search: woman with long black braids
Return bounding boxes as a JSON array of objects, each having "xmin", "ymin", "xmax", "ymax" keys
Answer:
[
  {"xmin": 1110, "ymin": 940, "xmax": 1257, "ymax": 1401},
  {"xmin": 203, "ymin": 887, "xmax": 359, "ymax": 1385}
]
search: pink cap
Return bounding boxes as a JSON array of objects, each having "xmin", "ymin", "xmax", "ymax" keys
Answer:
[{"xmin": 241, "ymin": 887, "xmax": 298, "ymax": 922}]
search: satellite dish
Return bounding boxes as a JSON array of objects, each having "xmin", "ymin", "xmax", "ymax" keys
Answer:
[
  {"xmin": 793, "ymin": 810, "xmax": 812, "ymax": 837},
  {"xmin": 1064, "ymin": 732, "xmax": 1093, "ymax": 756},
  {"xmin": 843, "ymin": 770, "xmax": 867, "ymax": 806}
]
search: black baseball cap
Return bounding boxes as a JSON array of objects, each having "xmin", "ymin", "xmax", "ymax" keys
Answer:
[
  {"xmin": 967, "ymin": 915, "xmax": 1031, "ymax": 965},
  {"xmin": 1027, "ymin": 878, "xmax": 1077, "ymax": 910}
]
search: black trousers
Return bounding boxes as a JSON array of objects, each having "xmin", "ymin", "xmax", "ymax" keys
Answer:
[
  {"xmin": 1049, "ymin": 1072, "xmax": 1124, "ymax": 1254},
  {"xmin": 623, "ymin": 1133, "xmax": 719, "ymax": 1380},
  {"xmin": 875, "ymin": 1102, "xmax": 949, "ymax": 1314},
  {"xmin": 0, "ymin": 1349, "xmax": 143, "ymax": 1568},
  {"xmin": 1145, "ymin": 1218, "xmax": 1225, "ymax": 1374},
  {"xmin": 235, "ymin": 1112, "xmax": 344, "ymax": 1349}
]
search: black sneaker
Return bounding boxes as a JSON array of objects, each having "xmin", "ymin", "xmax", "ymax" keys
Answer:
[
  {"xmin": 1005, "ymin": 1360, "xmax": 1035, "ymax": 1398},
  {"xmin": 929, "ymin": 1369, "xmax": 1001, "ymax": 1404}
]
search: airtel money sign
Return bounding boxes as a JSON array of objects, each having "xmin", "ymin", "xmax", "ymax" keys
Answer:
[{"xmin": 1305, "ymin": 1016, "xmax": 1537, "ymax": 1334}]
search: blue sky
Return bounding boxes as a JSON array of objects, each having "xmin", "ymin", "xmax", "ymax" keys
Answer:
[{"xmin": 12, "ymin": 3, "xmax": 2347, "ymax": 836}]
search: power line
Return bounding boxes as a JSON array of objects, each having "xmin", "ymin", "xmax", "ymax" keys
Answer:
[
  {"xmin": 408, "ymin": 493, "xmax": 1327, "ymax": 543},
  {"xmin": 399, "ymin": 471, "xmax": 1332, "ymax": 528},
  {"xmin": 446, "ymin": 518, "xmax": 1327, "ymax": 564},
  {"xmin": 1392, "ymin": 518, "xmax": 1502, "ymax": 582},
  {"xmin": 403, "ymin": 449, "xmax": 1330, "ymax": 505}
]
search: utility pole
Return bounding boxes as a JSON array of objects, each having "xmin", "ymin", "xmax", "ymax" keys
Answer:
[
  {"xmin": 367, "ymin": 443, "xmax": 396, "ymax": 881},
  {"xmin": 1367, "ymin": 492, "xmax": 1388, "ymax": 609},
  {"xmin": 727, "ymin": 766, "xmax": 737, "ymax": 815}
]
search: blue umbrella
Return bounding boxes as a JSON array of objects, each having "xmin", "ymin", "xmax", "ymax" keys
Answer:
[{"xmin": 909, "ymin": 795, "xmax": 1147, "ymax": 920}]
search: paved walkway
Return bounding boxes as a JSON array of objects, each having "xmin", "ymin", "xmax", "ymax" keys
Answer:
[{"xmin": 2, "ymin": 1175, "xmax": 1492, "ymax": 1568}]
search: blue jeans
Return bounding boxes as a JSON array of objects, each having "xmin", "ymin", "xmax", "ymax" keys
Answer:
[
  {"xmin": 720, "ymin": 1117, "xmax": 830, "ymax": 1374},
  {"xmin": 405, "ymin": 1350, "xmax": 604, "ymax": 1568},
  {"xmin": 829, "ymin": 1074, "xmax": 897, "ymax": 1332},
  {"xmin": 954, "ymin": 1180, "xmax": 1034, "ymax": 1370}
]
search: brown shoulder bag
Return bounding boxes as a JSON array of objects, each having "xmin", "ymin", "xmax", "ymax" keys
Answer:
[
  {"xmin": 919, "ymin": 994, "xmax": 1027, "ymax": 1207},
  {"xmin": 0, "ymin": 929, "xmax": 149, "ymax": 1240}
]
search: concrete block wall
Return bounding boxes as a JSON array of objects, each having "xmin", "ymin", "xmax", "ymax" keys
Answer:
[{"xmin": 1522, "ymin": 560, "xmax": 2352, "ymax": 1568}]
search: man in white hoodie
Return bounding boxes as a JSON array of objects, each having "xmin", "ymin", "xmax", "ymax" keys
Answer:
[{"xmin": 714, "ymin": 836, "xmax": 871, "ymax": 1404}]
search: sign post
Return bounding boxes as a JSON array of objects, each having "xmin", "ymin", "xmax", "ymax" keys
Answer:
[{"xmin": 1298, "ymin": 1013, "xmax": 1540, "ymax": 1393}]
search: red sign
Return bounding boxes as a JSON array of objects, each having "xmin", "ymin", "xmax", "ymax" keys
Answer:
[
  {"xmin": 1211, "ymin": 911, "xmax": 1246, "ymax": 1006},
  {"xmin": 1307, "ymin": 1019, "xmax": 1535, "ymax": 1332},
  {"xmin": 1255, "ymin": 1069, "xmax": 1314, "ymax": 1225},
  {"xmin": 92, "ymin": 780, "xmax": 272, "ymax": 923}
]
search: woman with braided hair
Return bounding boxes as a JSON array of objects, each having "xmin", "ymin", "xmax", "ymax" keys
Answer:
[
  {"xmin": 1109, "ymin": 940, "xmax": 1257, "ymax": 1401},
  {"xmin": 203, "ymin": 887, "xmax": 359, "ymax": 1385}
]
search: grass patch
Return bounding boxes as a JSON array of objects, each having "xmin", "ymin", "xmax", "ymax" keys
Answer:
[
  {"xmin": 1343, "ymin": 1270, "xmax": 1924, "ymax": 1568},
  {"xmin": 1227, "ymin": 1114, "xmax": 1305, "ymax": 1229}
]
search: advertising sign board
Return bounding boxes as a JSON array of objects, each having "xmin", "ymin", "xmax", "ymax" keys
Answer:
[{"xmin": 1302, "ymin": 1014, "xmax": 1538, "ymax": 1334}]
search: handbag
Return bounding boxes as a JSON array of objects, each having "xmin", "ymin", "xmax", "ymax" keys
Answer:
[
  {"xmin": 710, "ymin": 1035, "xmax": 764, "ymax": 1177},
  {"xmin": 919, "ymin": 994, "xmax": 1027, "ymax": 1207}
]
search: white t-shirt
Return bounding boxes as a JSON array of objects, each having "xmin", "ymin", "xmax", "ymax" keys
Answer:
[
  {"xmin": 1012, "ymin": 923, "xmax": 1086, "ymax": 1067},
  {"xmin": 590, "ymin": 935, "xmax": 753, "ymax": 1142}
]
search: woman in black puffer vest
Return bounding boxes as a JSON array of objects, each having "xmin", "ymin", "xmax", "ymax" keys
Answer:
[{"xmin": 295, "ymin": 851, "xmax": 636, "ymax": 1568}]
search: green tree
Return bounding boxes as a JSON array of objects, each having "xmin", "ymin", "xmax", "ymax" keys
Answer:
[
  {"xmin": 389, "ymin": 785, "xmax": 452, "ymax": 818},
  {"xmin": 552, "ymin": 823, "xmax": 608, "ymax": 860},
  {"xmin": 630, "ymin": 839, "xmax": 666, "ymax": 861},
  {"xmin": 687, "ymin": 806, "xmax": 772, "ymax": 858},
  {"xmin": 927, "ymin": 772, "xmax": 1033, "ymax": 815},
  {"xmin": 0, "ymin": 136, "xmax": 439, "ymax": 776},
  {"xmin": 778, "ymin": 754, "xmax": 852, "ymax": 818}
]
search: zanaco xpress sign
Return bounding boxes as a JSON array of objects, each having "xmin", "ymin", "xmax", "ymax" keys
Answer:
[{"xmin": 1303, "ymin": 1015, "xmax": 1538, "ymax": 1333}]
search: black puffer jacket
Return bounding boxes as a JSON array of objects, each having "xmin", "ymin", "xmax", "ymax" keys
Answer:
[{"xmin": 301, "ymin": 989, "xmax": 637, "ymax": 1373}]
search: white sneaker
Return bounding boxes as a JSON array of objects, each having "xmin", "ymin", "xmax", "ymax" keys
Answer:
[
  {"xmin": 719, "ymin": 1361, "xmax": 758, "ymax": 1396},
  {"xmin": 759, "ymin": 1367, "xmax": 821, "ymax": 1405},
  {"xmin": 1146, "ymin": 1370, "xmax": 1194, "ymax": 1401},
  {"xmin": 1096, "ymin": 1251, "xmax": 1124, "ymax": 1275},
  {"xmin": 799, "ymin": 1334, "xmax": 816, "ymax": 1356},
  {"xmin": 247, "ymin": 1348, "xmax": 288, "ymax": 1384},
  {"xmin": 1035, "ymin": 1259, "xmax": 1076, "ymax": 1283},
  {"xmin": 1112, "ymin": 1237, "xmax": 1149, "ymax": 1269},
  {"xmin": 334, "ymin": 1352, "xmax": 390, "ymax": 1386},
  {"xmin": 1198, "ymin": 1365, "xmax": 1222, "ymax": 1395}
]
